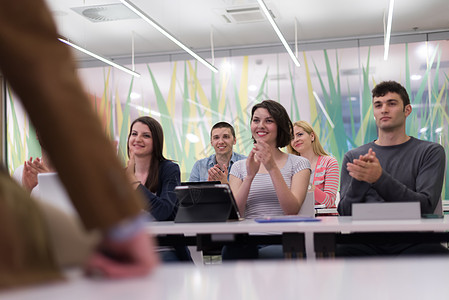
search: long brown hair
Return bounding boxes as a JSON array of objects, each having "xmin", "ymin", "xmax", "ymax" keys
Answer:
[
  {"xmin": 127, "ymin": 116, "xmax": 166, "ymax": 193},
  {"xmin": 288, "ymin": 120, "xmax": 329, "ymax": 156}
]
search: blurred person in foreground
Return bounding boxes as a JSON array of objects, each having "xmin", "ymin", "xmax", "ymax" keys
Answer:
[{"xmin": 0, "ymin": 0, "xmax": 158, "ymax": 289}]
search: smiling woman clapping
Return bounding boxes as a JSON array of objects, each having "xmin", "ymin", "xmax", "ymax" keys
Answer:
[{"xmin": 126, "ymin": 116, "xmax": 180, "ymax": 221}]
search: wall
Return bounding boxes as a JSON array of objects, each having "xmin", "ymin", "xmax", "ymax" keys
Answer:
[{"xmin": 6, "ymin": 40, "xmax": 449, "ymax": 196}]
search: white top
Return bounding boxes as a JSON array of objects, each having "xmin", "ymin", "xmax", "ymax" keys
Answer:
[
  {"xmin": 2, "ymin": 257, "xmax": 449, "ymax": 300},
  {"xmin": 230, "ymin": 154, "xmax": 310, "ymax": 218}
]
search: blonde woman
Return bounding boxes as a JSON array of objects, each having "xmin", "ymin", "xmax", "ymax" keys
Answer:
[{"xmin": 288, "ymin": 121, "xmax": 340, "ymax": 208}]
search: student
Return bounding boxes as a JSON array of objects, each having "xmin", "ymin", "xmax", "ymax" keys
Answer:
[
  {"xmin": 288, "ymin": 121, "xmax": 340, "ymax": 208},
  {"xmin": 126, "ymin": 116, "xmax": 191, "ymax": 262},
  {"xmin": 223, "ymin": 100, "xmax": 310, "ymax": 260},
  {"xmin": 126, "ymin": 116, "xmax": 180, "ymax": 221},
  {"xmin": 0, "ymin": 0, "xmax": 157, "ymax": 288},
  {"xmin": 189, "ymin": 122, "xmax": 246, "ymax": 184},
  {"xmin": 337, "ymin": 80, "xmax": 447, "ymax": 256}
]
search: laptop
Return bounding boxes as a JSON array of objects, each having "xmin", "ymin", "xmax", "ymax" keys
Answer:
[
  {"xmin": 37, "ymin": 172, "xmax": 77, "ymax": 216},
  {"xmin": 174, "ymin": 183, "xmax": 241, "ymax": 223}
]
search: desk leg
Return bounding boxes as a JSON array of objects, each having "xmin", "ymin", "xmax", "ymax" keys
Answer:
[
  {"xmin": 282, "ymin": 233, "xmax": 305, "ymax": 259},
  {"xmin": 188, "ymin": 246, "xmax": 204, "ymax": 266},
  {"xmin": 314, "ymin": 233, "xmax": 336, "ymax": 258}
]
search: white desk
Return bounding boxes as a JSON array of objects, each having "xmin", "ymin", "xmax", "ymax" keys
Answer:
[
  {"xmin": 148, "ymin": 216, "xmax": 449, "ymax": 259},
  {"xmin": 2, "ymin": 257, "xmax": 449, "ymax": 300},
  {"xmin": 148, "ymin": 216, "xmax": 449, "ymax": 235}
]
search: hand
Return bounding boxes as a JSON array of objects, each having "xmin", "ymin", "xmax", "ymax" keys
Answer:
[
  {"xmin": 22, "ymin": 158, "xmax": 39, "ymax": 191},
  {"xmin": 246, "ymin": 149, "xmax": 261, "ymax": 178},
  {"xmin": 346, "ymin": 148, "xmax": 382, "ymax": 183},
  {"xmin": 207, "ymin": 164, "xmax": 228, "ymax": 184},
  {"xmin": 252, "ymin": 139, "xmax": 275, "ymax": 171},
  {"xmin": 31, "ymin": 157, "xmax": 50, "ymax": 173},
  {"xmin": 85, "ymin": 230, "xmax": 159, "ymax": 279},
  {"xmin": 125, "ymin": 151, "xmax": 137, "ymax": 183}
]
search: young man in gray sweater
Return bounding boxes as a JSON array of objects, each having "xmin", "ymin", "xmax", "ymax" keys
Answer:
[{"xmin": 337, "ymin": 80, "xmax": 447, "ymax": 256}]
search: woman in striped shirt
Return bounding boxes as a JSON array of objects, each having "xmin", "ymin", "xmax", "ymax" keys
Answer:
[
  {"xmin": 223, "ymin": 101, "xmax": 311, "ymax": 260},
  {"xmin": 229, "ymin": 101, "xmax": 311, "ymax": 219},
  {"xmin": 288, "ymin": 121, "xmax": 340, "ymax": 208}
]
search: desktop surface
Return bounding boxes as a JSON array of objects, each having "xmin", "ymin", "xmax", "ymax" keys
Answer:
[{"xmin": 2, "ymin": 257, "xmax": 449, "ymax": 300}]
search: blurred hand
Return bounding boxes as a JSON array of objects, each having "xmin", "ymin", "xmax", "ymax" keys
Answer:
[
  {"xmin": 207, "ymin": 164, "xmax": 228, "ymax": 184},
  {"xmin": 22, "ymin": 157, "xmax": 39, "ymax": 191},
  {"xmin": 125, "ymin": 152, "xmax": 137, "ymax": 183},
  {"xmin": 246, "ymin": 149, "xmax": 261, "ymax": 179},
  {"xmin": 85, "ymin": 230, "xmax": 159, "ymax": 279},
  {"xmin": 31, "ymin": 157, "xmax": 50, "ymax": 173}
]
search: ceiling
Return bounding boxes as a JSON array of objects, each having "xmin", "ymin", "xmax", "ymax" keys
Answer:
[{"xmin": 46, "ymin": 0, "xmax": 449, "ymax": 64}]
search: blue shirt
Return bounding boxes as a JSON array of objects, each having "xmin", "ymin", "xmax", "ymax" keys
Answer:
[{"xmin": 189, "ymin": 152, "xmax": 247, "ymax": 182}]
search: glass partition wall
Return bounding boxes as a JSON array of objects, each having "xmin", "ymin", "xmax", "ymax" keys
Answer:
[{"xmin": 5, "ymin": 37, "xmax": 449, "ymax": 197}]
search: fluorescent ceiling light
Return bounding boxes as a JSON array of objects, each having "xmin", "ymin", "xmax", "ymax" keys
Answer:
[
  {"xmin": 313, "ymin": 91, "xmax": 335, "ymax": 129},
  {"xmin": 120, "ymin": 0, "xmax": 218, "ymax": 73},
  {"xmin": 256, "ymin": 0, "xmax": 300, "ymax": 67},
  {"xmin": 58, "ymin": 38, "xmax": 140, "ymax": 77},
  {"xmin": 384, "ymin": 0, "xmax": 395, "ymax": 60}
]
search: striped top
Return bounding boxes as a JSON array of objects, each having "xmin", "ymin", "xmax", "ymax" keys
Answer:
[
  {"xmin": 230, "ymin": 154, "xmax": 311, "ymax": 219},
  {"xmin": 312, "ymin": 155, "xmax": 340, "ymax": 208}
]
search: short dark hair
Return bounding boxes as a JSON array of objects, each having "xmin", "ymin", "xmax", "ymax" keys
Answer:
[
  {"xmin": 251, "ymin": 100, "xmax": 293, "ymax": 148},
  {"xmin": 210, "ymin": 122, "xmax": 235, "ymax": 138},
  {"xmin": 372, "ymin": 81, "xmax": 410, "ymax": 107}
]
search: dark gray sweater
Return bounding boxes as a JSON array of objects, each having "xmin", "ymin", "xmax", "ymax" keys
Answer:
[{"xmin": 338, "ymin": 137, "xmax": 446, "ymax": 216}]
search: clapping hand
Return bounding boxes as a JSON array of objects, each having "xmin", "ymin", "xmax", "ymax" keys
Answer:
[
  {"xmin": 22, "ymin": 157, "xmax": 50, "ymax": 191},
  {"xmin": 208, "ymin": 164, "xmax": 228, "ymax": 184},
  {"xmin": 347, "ymin": 148, "xmax": 382, "ymax": 183}
]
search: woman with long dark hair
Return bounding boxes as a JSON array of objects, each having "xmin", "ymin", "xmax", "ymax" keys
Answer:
[{"xmin": 126, "ymin": 116, "xmax": 180, "ymax": 221}]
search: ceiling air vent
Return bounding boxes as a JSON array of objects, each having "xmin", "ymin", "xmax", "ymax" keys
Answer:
[
  {"xmin": 221, "ymin": 5, "xmax": 276, "ymax": 24},
  {"xmin": 71, "ymin": 3, "xmax": 139, "ymax": 23}
]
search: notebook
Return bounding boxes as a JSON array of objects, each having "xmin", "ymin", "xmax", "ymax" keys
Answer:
[
  {"xmin": 37, "ymin": 172, "xmax": 77, "ymax": 216},
  {"xmin": 174, "ymin": 183, "xmax": 241, "ymax": 223}
]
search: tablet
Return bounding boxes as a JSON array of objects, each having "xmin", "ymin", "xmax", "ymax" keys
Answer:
[
  {"xmin": 174, "ymin": 184, "xmax": 241, "ymax": 223},
  {"xmin": 180, "ymin": 181, "xmax": 220, "ymax": 186}
]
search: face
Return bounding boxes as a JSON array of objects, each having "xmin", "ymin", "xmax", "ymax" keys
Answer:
[
  {"xmin": 291, "ymin": 126, "xmax": 314, "ymax": 154},
  {"xmin": 210, "ymin": 127, "xmax": 236, "ymax": 156},
  {"xmin": 373, "ymin": 92, "xmax": 411, "ymax": 132},
  {"xmin": 128, "ymin": 122, "xmax": 153, "ymax": 157},
  {"xmin": 251, "ymin": 108, "xmax": 277, "ymax": 144}
]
